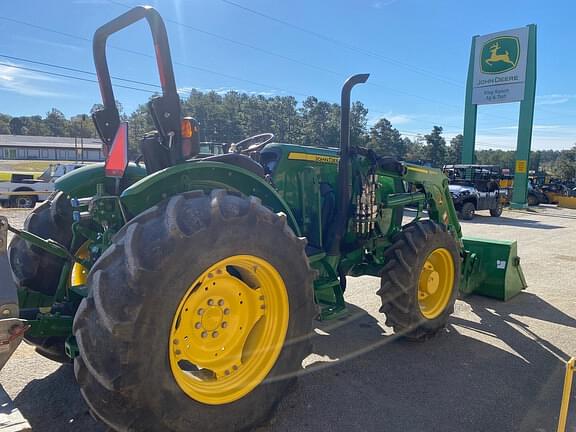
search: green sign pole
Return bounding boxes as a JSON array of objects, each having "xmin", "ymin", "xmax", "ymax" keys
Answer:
[
  {"xmin": 510, "ymin": 24, "xmax": 537, "ymax": 209},
  {"xmin": 462, "ymin": 35, "xmax": 478, "ymax": 164}
]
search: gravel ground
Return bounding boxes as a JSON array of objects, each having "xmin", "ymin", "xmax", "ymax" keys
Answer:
[{"xmin": 1, "ymin": 205, "xmax": 575, "ymax": 432}]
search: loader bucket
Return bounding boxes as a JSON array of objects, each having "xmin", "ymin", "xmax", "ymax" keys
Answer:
[
  {"xmin": 460, "ymin": 236, "xmax": 527, "ymax": 301},
  {"xmin": 0, "ymin": 217, "xmax": 26, "ymax": 371}
]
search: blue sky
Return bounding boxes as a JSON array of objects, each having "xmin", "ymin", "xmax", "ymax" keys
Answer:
[{"xmin": 0, "ymin": 0, "xmax": 575, "ymax": 150}]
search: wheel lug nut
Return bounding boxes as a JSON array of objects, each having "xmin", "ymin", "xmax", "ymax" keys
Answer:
[
  {"xmin": 221, "ymin": 322, "xmax": 228, "ymax": 328},
  {"xmin": 223, "ymin": 308, "xmax": 230, "ymax": 315},
  {"xmin": 259, "ymin": 295, "xmax": 264, "ymax": 301},
  {"xmin": 197, "ymin": 308, "xmax": 204, "ymax": 315},
  {"xmin": 218, "ymin": 299, "xmax": 224, "ymax": 306},
  {"xmin": 195, "ymin": 322, "xmax": 201, "ymax": 329},
  {"xmin": 207, "ymin": 299, "xmax": 214, "ymax": 306},
  {"xmin": 175, "ymin": 349, "xmax": 181, "ymax": 355},
  {"xmin": 260, "ymin": 305, "xmax": 265, "ymax": 309},
  {"xmin": 201, "ymin": 331, "xmax": 208, "ymax": 338},
  {"xmin": 232, "ymin": 365, "xmax": 238, "ymax": 371},
  {"xmin": 173, "ymin": 339, "xmax": 179, "ymax": 345},
  {"xmin": 225, "ymin": 370, "xmax": 230, "ymax": 376},
  {"xmin": 212, "ymin": 331, "xmax": 219, "ymax": 338}
]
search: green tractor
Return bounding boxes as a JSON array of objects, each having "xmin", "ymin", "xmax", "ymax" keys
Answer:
[{"xmin": 0, "ymin": 6, "xmax": 526, "ymax": 431}]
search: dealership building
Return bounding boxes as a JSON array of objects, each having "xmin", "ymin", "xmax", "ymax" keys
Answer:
[{"xmin": 0, "ymin": 135, "xmax": 104, "ymax": 162}]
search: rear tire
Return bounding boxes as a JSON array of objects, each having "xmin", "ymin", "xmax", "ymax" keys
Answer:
[
  {"xmin": 460, "ymin": 202, "xmax": 475, "ymax": 220},
  {"xmin": 489, "ymin": 203, "xmax": 503, "ymax": 217},
  {"xmin": 8, "ymin": 191, "xmax": 73, "ymax": 362},
  {"xmin": 73, "ymin": 190, "xmax": 316, "ymax": 432},
  {"xmin": 8, "ymin": 191, "xmax": 72, "ymax": 295},
  {"xmin": 527, "ymin": 193, "xmax": 539, "ymax": 206},
  {"xmin": 378, "ymin": 220, "xmax": 460, "ymax": 341}
]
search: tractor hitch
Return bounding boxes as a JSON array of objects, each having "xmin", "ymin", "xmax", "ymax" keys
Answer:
[{"xmin": 0, "ymin": 216, "xmax": 27, "ymax": 371}]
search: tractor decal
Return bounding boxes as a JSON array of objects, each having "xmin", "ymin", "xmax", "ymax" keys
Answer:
[{"xmin": 288, "ymin": 152, "xmax": 339, "ymax": 164}]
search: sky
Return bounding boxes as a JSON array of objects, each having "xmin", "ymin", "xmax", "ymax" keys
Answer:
[{"xmin": 0, "ymin": 0, "xmax": 575, "ymax": 151}]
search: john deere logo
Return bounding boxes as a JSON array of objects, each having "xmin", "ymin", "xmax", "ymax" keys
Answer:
[{"xmin": 481, "ymin": 36, "xmax": 519, "ymax": 74}]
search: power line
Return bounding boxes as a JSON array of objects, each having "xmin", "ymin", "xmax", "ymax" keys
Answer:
[
  {"xmin": 0, "ymin": 15, "xmax": 310, "ymax": 98},
  {"xmin": 0, "ymin": 61, "xmax": 156, "ymax": 94},
  {"xmin": 105, "ymin": 0, "xmax": 468, "ymax": 113},
  {"xmin": 0, "ymin": 54, "xmax": 161, "ymax": 89},
  {"xmin": 0, "ymin": 50, "xmax": 523, "ymax": 151},
  {"xmin": 0, "ymin": 9, "xmax": 479, "ymax": 116},
  {"xmin": 217, "ymin": 0, "xmax": 463, "ymax": 88}
]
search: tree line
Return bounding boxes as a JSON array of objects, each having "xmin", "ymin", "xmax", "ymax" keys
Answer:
[{"xmin": 1, "ymin": 89, "xmax": 575, "ymax": 179}]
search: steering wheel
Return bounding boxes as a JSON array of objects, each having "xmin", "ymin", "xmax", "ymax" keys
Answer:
[{"xmin": 230, "ymin": 133, "xmax": 274, "ymax": 154}]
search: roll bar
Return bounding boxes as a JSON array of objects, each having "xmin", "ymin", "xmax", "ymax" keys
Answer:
[{"xmin": 92, "ymin": 6, "xmax": 181, "ymax": 160}]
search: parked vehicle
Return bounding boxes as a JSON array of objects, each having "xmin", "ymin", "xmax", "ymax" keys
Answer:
[
  {"xmin": 0, "ymin": 163, "xmax": 84, "ymax": 208},
  {"xmin": 443, "ymin": 164, "xmax": 504, "ymax": 220}
]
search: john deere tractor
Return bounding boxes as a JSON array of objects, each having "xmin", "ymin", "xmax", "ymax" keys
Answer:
[{"xmin": 0, "ymin": 6, "xmax": 526, "ymax": 432}]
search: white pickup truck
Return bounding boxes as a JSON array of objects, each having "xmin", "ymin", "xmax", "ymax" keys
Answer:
[{"xmin": 0, "ymin": 163, "xmax": 84, "ymax": 208}]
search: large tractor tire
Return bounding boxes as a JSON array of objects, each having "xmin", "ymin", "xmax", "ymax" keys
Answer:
[
  {"xmin": 8, "ymin": 191, "xmax": 73, "ymax": 362},
  {"xmin": 378, "ymin": 220, "xmax": 460, "ymax": 341},
  {"xmin": 73, "ymin": 190, "xmax": 316, "ymax": 432}
]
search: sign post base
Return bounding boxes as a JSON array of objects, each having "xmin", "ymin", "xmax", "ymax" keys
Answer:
[{"xmin": 510, "ymin": 202, "xmax": 529, "ymax": 210}]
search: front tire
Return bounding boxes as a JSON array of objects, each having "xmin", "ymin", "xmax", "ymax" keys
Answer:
[
  {"xmin": 12, "ymin": 194, "xmax": 37, "ymax": 209},
  {"xmin": 73, "ymin": 190, "xmax": 316, "ymax": 432},
  {"xmin": 378, "ymin": 220, "xmax": 460, "ymax": 341},
  {"xmin": 460, "ymin": 202, "xmax": 475, "ymax": 220}
]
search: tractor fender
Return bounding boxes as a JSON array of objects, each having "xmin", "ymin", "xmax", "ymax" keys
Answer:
[
  {"xmin": 54, "ymin": 163, "xmax": 147, "ymax": 197},
  {"xmin": 120, "ymin": 161, "xmax": 302, "ymax": 236}
]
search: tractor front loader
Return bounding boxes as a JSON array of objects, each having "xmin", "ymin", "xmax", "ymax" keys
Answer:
[{"xmin": 0, "ymin": 6, "xmax": 526, "ymax": 431}]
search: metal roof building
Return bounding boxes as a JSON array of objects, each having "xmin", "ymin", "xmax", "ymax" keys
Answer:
[{"xmin": 0, "ymin": 135, "xmax": 104, "ymax": 162}]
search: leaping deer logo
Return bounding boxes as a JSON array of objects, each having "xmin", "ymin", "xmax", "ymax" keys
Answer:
[{"xmin": 485, "ymin": 42, "xmax": 515, "ymax": 66}]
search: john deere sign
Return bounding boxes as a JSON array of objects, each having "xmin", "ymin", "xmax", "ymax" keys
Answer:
[{"xmin": 472, "ymin": 27, "xmax": 529, "ymax": 105}]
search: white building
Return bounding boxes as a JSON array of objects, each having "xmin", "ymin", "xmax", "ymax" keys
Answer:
[{"xmin": 0, "ymin": 135, "xmax": 104, "ymax": 162}]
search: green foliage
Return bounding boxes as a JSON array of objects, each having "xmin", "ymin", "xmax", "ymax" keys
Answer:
[
  {"xmin": 2, "ymin": 88, "xmax": 575, "ymax": 180},
  {"xmin": 423, "ymin": 126, "xmax": 447, "ymax": 167},
  {"xmin": 448, "ymin": 134, "xmax": 463, "ymax": 164},
  {"xmin": 367, "ymin": 118, "xmax": 405, "ymax": 158}
]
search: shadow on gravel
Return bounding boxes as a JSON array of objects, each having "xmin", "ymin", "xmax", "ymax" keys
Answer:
[
  {"xmin": 463, "ymin": 214, "xmax": 563, "ymax": 229},
  {"xmin": 13, "ymin": 364, "xmax": 105, "ymax": 432},
  {"xmin": 10, "ymin": 293, "xmax": 574, "ymax": 432},
  {"xmin": 267, "ymin": 293, "xmax": 573, "ymax": 432}
]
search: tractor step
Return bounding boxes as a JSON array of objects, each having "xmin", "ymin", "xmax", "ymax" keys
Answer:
[
  {"xmin": 460, "ymin": 236, "xmax": 527, "ymax": 301},
  {"xmin": 0, "ymin": 384, "xmax": 31, "ymax": 432},
  {"xmin": 0, "ymin": 217, "xmax": 26, "ymax": 372}
]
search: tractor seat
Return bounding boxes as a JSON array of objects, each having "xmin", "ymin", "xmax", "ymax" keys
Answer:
[{"xmin": 201, "ymin": 153, "xmax": 265, "ymax": 178}]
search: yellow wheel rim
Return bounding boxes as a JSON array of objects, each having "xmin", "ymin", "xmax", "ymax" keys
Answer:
[
  {"xmin": 169, "ymin": 255, "xmax": 289, "ymax": 405},
  {"xmin": 417, "ymin": 248, "xmax": 455, "ymax": 320},
  {"xmin": 70, "ymin": 241, "xmax": 91, "ymax": 287}
]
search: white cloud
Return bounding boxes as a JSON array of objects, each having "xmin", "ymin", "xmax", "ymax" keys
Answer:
[
  {"xmin": 387, "ymin": 114, "xmax": 412, "ymax": 125},
  {"xmin": 475, "ymin": 126, "xmax": 576, "ymax": 150},
  {"xmin": 372, "ymin": 0, "xmax": 399, "ymax": 8},
  {"xmin": 536, "ymin": 94, "xmax": 576, "ymax": 105},
  {"xmin": 489, "ymin": 124, "xmax": 563, "ymax": 131},
  {"xmin": 0, "ymin": 63, "xmax": 63, "ymax": 97},
  {"xmin": 367, "ymin": 112, "xmax": 413, "ymax": 127}
]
